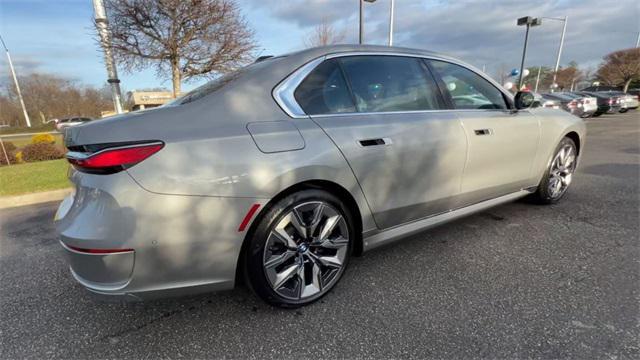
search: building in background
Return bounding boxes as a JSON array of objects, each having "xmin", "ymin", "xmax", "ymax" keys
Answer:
[
  {"xmin": 100, "ymin": 91, "xmax": 175, "ymax": 118},
  {"xmin": 128, "ymin": 91, "xmax": 174, "ymax": 111}
]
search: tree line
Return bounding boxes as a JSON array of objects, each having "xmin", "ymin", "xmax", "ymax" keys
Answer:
[
  {"xmin": 0, "ymin": 74, "xmax": 113, "ymax": 127},
  {"xmin": 496, "ymin": 48, "xmax": 640, "ymax": 93}
]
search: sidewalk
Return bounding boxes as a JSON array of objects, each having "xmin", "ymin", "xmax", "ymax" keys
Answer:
[{"xmin": 0, "ymin": 188, "xmax": 71, "ymax": 209}]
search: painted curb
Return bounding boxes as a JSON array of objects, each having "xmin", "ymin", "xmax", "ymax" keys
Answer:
[{"xmin": 0, "ymin": 188, "xmax": 71, "ymax": 209}]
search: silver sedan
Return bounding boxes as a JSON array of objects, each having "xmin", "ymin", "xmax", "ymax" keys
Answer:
[{"xmin": 55, "ymin": 45, "xmax": 586, "ymax": 307}]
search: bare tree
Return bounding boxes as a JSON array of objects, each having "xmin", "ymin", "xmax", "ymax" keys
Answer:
[
  {"xmin": 555, "ymin": 61, "xmax": 584, "ymax": 91},
  {"xmin": 102, "ymin": 0, "xmax": 257, "ymax": 97},
  {"xmin": 304, "ymin": 19, "xmax": 346, "ymax": 48},
  {"xmin": 1, "ymin": 73, "xmax": 112, "ymax": 127},
  {"xmin": 596, "ymin": 48, "xmax": 640, "ymax": 92}
]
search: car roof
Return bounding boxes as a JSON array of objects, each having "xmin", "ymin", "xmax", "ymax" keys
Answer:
[
  {"xmin": 273, "ymin": 44, "xmax": 464, "ymax": 73},
  {"xmin": 558, "ymin": 92, "xmax": 582, "ymax": 98}
]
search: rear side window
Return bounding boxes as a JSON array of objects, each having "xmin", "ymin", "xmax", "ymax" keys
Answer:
[
  {"xmin": 429, "ymin": 60, "xmax": 508, "ymax": 110},
  {"xmin": 294, "ymin": 59, "xmax": 356, "ymax": 115},
  {"xmin": 339, "ymin": 56, "xmax": 442, "ymax": 112}
]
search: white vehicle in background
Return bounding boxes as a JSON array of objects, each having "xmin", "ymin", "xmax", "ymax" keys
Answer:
[
  {"xmin": 532, "ymin": 93, "xmax": 560, "ymax": 109},
  {"xmin": 607, "ymin": 91, "xmax": 639, "ymax": 112},
  {"xmin": 557, "ymin": 92, "xmax": 598, "ymax": 117},
  {"xmin": 53, "ymin": 117, "xmax": 92, "ymax": 132}
]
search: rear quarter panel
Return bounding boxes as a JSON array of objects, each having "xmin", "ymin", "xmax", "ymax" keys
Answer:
[{"xmin": 120, "ymin": 62, "xmax": 378, "ymax": 233}]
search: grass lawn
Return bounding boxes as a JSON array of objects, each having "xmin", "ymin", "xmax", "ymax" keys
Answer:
[{"xmin": 0, "ymin": 159, "xmax": 71, "ymax": 196}]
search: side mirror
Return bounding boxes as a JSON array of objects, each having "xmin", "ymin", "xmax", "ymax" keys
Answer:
[{"xmin": 514, "ymin": 91, "xmax": 535, "ymax": 110}]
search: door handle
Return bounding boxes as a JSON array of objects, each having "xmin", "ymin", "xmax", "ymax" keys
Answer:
[
  {"xmin": 474, "ymin": 129, "xmax": 493, "ymax": 136},
  {"xmin": 358, "ymin": 138, "xmax": 392, "ymax": 147}
]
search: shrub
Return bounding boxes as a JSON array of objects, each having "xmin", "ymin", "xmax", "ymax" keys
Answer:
[
  {"xmin": 21, "ymin": 143, "xmax": 65, "ymax": 162},
  {"xmin": 0, "ymin": 153, "xmax": 15, "ymax": 166},
  {"xmin": 0, "ymin": 141, "xmax": 17, "ymax": 166},
  {"xmin": 31, "ymin": 133, "xmax": 56, "ymax": 144},
  {"xmin": 1, "ymin": 141, "xmax": 17, "ymax": 154},
  {"xmin": 15, "ymin": 151, "xmax": 24, "ymax": 163}
]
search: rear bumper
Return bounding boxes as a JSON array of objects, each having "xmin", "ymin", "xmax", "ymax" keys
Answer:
[
  {"xmin": 55, "ymin": 170, "xmax": 267, "ymax": 301},
  {"xmin": 60, "ymin": 241, "xmax": 134, "ymax": 289}
]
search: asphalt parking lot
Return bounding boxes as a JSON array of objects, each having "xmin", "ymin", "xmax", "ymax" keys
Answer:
[{"xmin": 1, "ymin": 110, "xmax": 638, "ymax": 359}]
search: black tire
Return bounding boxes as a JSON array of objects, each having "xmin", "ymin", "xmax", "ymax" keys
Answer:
[
  {"xmin": 244, "ymin": 189, "xmax": 354, "ymax": 308},
  {"xmin": 619, "ymin": 109, "xmax": 628, "ymax": 113},
  {"xmin": 592, "ymin": 111, "xmax": 602, "ymax": 117},
  {"xmin": 529, "ymin": 137, "xmax": 577, "ymax": 204}
]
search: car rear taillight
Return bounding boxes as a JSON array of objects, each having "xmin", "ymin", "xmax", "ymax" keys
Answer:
[
  {"xmin": 66, "ymin": 142, "xmax": 164, "ymax": 174},
  {"xmin": 568, "ymin": 100, "xmax": 577, "ymax": 108},
  {"xmin": 607, "ymin": 98, "xmax": 614, "ymax": 105}
]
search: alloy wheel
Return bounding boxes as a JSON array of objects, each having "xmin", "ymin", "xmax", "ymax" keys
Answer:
[
  {"xmin": 548, "ymin": 144, "xmax": 576, "ymax": 199},
  {"xmin": 262, "ymin": 201, "xmax": 349, "ymax": 301}
]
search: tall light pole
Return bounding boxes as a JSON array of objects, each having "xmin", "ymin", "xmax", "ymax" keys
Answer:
[
  {"xmin": 93, "ymin": 0, "xmax": 124, "ymax": 114},
  {"xmin": 359, "ymin": 0, "xmax": 377, "ymax": 44},
  {"xmin": 636, "ymin": 31, "xmax": 639, "ymax": 48},
  {"xmin": 516, "ymin": 16, "xmax": 542, "ymax": 90},
  {"xmin": 543, "ymin": 16, "xmax": 568, "ymax": 92},
  {"xmin": 388, "ymin": 0, "xmax": 395, "ymax": 46},
  {"xmin": 534, "ymin": 65, "xmax": 542, "ymax": 93},
  {"xmin": 0, "ymin": 35, "xmax": 31, "ymax": 128}
]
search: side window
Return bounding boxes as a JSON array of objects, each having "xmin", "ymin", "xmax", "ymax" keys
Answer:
[
  {"xmin": 429, "ymin": 60, "xmax": 508, "ymax": 110},
  {"xmin": 339, "ymin": 56, "xmax": 442, "ymax": 112},
  {"xmin": 294, "ymin": 59, "xmax": 356, "ymax": 115}
]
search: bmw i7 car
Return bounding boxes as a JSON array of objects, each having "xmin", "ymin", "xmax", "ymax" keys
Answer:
[{"xmin": 55, "ymin": 45, "xmax": 585, "ymax": 307}]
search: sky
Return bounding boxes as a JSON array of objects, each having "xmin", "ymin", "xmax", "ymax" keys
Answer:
[{"xmin": 0, "ymin": 0, "xmax": 638, "ymax": 93}]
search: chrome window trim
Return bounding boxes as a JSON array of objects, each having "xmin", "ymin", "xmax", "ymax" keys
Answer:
[
  {"xmin": 272, "ymin": 51, "xmax": 514, "ymax": 119},
  {"xmin": 308, "ymin": 109, "xmax": 518, "ymax": 119},
  {"xmin": 272, "ymin": 56, "xmax": 326, "ymax": 118}
]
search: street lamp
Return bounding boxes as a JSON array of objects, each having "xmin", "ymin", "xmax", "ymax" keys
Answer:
[
  {"xmin": 388, "ymin": 0, "xmax": 395, "ymax": 46},
  {"xmin": 0, "ymin": 34, "xmax": 31, "ymax": 128},
  {"xmin": 542, "ymin": 16, "xmax": 568, "ymax": 92},
  {"xmin": 359, "ymin": 0, "xmax": 377, "ymax": 44},
  {"xmin": 93, "ymin": 0, "xmax": 124, "ymax": 113},
  {"xmin": 516, "ymin": 16, "xmax": 542, "ymax": 90}
]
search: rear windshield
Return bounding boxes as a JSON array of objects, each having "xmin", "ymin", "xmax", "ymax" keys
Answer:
[
  {"xmin": 166, "ymin": 57, "xmax": 283, "ymax": 106},
  {"xmin": 166, "ymin": 70, "xmax": 246, "ymax": 106}
]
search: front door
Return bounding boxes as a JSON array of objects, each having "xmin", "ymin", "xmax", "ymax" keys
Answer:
[{"xmin": 428, "ymin": 60, "xmax": 540, "ymax": 206}]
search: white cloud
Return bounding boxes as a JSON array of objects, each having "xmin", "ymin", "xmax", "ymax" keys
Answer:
[{"xmin": 243, "ymin": 0, "xmax": 640, "ymax": 77}]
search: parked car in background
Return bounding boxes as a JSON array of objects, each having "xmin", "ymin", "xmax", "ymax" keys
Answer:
[
  {"xmin": 575, "ymin": 91, "xmax": 621, "ymax": 116},
  {"xmin": 541, "ymin": 93, "xmax": 591, "ymax": 118},
  {"xmin": 55, "ymin": 45, "xmax": 586, "ymax": 307},
  {"xmin": 602, "ymin": 91, "xmax": 639, "ymax": 112},
  {"xmin": 626, "ymin": 89, "xmax": 640, "ymax": 98},
  {"xmin": 555, "ymin": 92, "xmax": 598, "ymax": 118},
  {"xmin": 532, "ymin": 93, "xmax": 560, "ymax": 109},
  {"xmin": 55, "ymin": 117, "xmax": 92, "ymax": 132},
  {"xmin": 581, "ymin": 85, "xmax": 620, "ymax": 92}
]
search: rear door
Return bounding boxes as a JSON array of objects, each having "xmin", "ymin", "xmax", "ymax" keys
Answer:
[
  {"xmin": 428, "ymin": 60, "xmax": 540, "ymax": 206},
  {"xmin": 297, "ymin": 56, "xmax": 467, "ymax": 229}
]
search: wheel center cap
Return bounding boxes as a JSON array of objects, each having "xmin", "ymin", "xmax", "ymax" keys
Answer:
[{"xmin": 297, "ymin": 243, "xmax": 309, "ymax": 253}]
